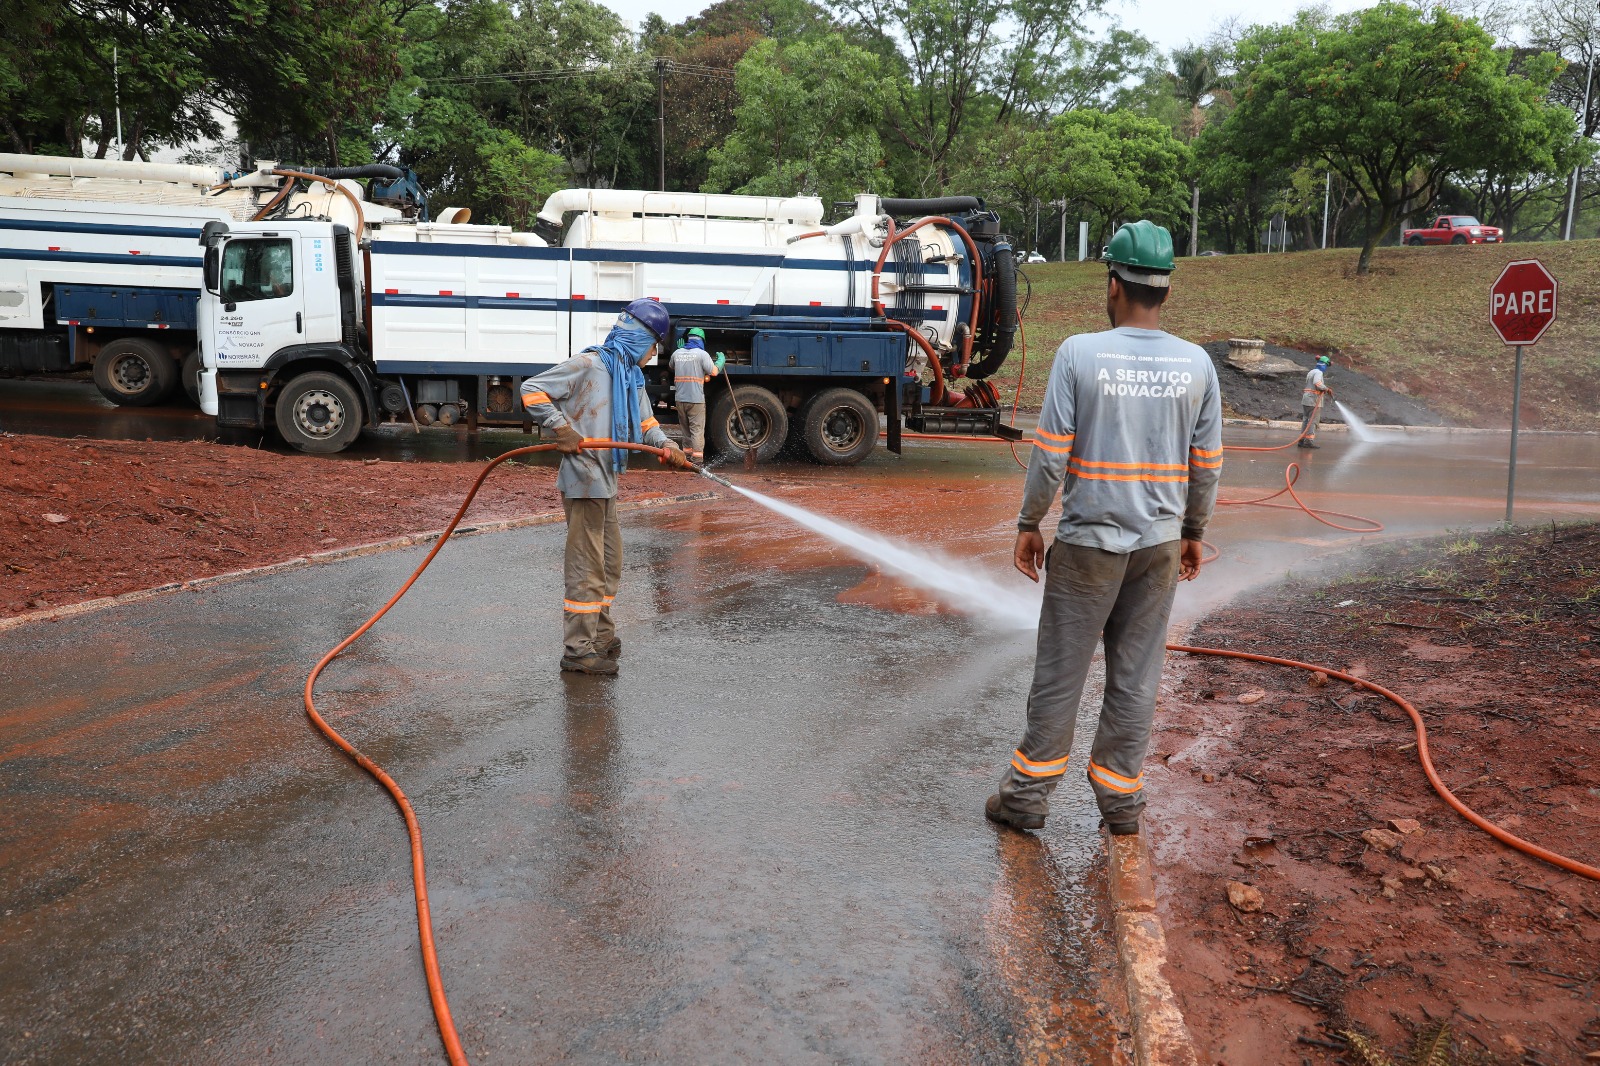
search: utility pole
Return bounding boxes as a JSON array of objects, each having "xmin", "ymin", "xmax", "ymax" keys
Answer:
[
  {"xmin": 1189, "ymin": 183, "xmax": 1200, "ymax": 257},
  {"xmin": 113, "ymin": 44, "xmax": 123, "ymax": 160},
  {"xmin": 1563, "ymin": 2, "xmax": 1599, "ymax": 241},
  {"xmin": 1058, "ymin": 202, "xmax": 1066, "ymax": 262},
  {"xmin": 656, "ymin": 59, "xmax": 666, "ymax": 192},
  {"xmin": 1321, "ymin": 171, "xmax": 1331, "ymax": 249}
]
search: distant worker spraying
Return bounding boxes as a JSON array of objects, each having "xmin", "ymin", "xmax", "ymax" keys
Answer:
[
  {"xmin": 1297, "ymin": 355, "xmax": 1333, "ymax": 449},
  {"xmin": 521, "ymin": 300, "xmax": 693, "ymax": 676},
  {"xmin": 986, "ymin": 221, "xmax": 1222, "ymax": 837},
  {"xmin": 672, "ymin": 327, "xmax": 725, "ymax": 462}
]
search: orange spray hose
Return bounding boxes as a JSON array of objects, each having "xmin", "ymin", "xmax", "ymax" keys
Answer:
[
  {"xmin": 303, "ymin": 439, "xmax": 671, "ymax": 1066},
  {"xmin": 1165, "ymin": 644, "xmax": 1600, "ymax": 881}
]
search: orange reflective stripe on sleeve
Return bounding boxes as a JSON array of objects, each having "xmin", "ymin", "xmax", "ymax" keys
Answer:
[
  {"xmin": 1032, "ymin": 427, "xmax": 1075, "ymax": 454},
  {"xmin": 1010, "ymin": 749, "xmax": 1070, "ymax": 778},
  {"xmin": 1035, "ymin": 427, "xmax": 1075, "ymax": 444},
  {"xmin": 641, "ymin": 417, "xmax": 660, "ymax": 431},
  {"xmin": 1189, "ymin": 445, "xmax": 1222, "ymax": 459},
  {"xmin": 563, "ymin": 599, "xmax": 604, "ymax": 614},
  {"xmin": 1087, "ymin": 760, "xmax": 1144, "ymax": 794},
  {"xmin": 522, "ymin": 391, "xmax": 551, "ymax": 407}
]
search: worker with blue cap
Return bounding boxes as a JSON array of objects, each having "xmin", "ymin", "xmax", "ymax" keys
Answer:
[
  {"xmin": 1298, "ymin": 355, "xmax": 1334, "ymax": 449},
  {"xmin": 521, "ymin": 299, "xmax": 693, "ymax": 675},
  {"xmin": 671, "ymin": 327, "xmax": 725, "ymax": 461}
]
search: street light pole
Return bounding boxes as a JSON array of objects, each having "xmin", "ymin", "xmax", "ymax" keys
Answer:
[
  {"xmin": 1563, "ymin": 2, "xmax": 1600, "ymax": 240},
  {"xmin": 1321, "ymin": 171, "xmax": 1331, "ymax": 249}
]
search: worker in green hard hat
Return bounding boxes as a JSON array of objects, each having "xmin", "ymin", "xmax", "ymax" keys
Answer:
[
  {"xmin": 671, "ymin": 326, "xmax": 725, "ymax": 461},
  {"xmin": 986, "ymin": 219, "xmax": 1223, "ymax": 839}
]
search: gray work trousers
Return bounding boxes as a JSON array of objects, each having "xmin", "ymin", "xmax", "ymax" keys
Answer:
[
  {"xmin": 1300, "ymin": 402, "xmax": 1322, "ymax": 441},
  {"xmin": 997, "ymin": 539, "xmax": 1181, "ymax": 823},
  {"xmin": 562, "ymin": 496, "xmax": 621, "ymax": 659},
  {"xmin": 677, "ymin": 401, "xmax": 707, "ymax": 456}
]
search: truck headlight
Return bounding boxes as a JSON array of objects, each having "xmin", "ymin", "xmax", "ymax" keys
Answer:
[{"xmin": 1470, "ymin": 228, "xmax": 1482, "ymax": 235}]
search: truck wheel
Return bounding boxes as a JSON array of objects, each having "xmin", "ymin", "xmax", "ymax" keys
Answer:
[
  {"xmin": 93, "ymin": 338, "xmax": 178, "ymax": 407},
  {"xmin": 181, "ymin": 349, "xmax": 203, "ymax": 406},
  {"xmin": 708, "ymin": 385, "xmax": 788, "ymax": 463},
  {"xmin": 274, "ymin": 371, "xmax": 363, "ymax": 454},
  {"xmin": 1450, "ymin": 235, "xmax": 1467, "ymax": 245},
  {"xmin": 1407, "ymin": 237, "xmax": 1424, "ymax": 246},
  {"xmin": 800, "ymin": 387, "xmax": 878, "ymax": 465}
]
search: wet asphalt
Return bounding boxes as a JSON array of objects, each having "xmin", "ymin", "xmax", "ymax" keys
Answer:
[{"xmin": 4, "ymin": 390, "xmax": 1600, "ymax": 1063}]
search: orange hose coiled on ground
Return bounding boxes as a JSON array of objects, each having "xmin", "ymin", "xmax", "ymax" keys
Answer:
[
  {"xmin": 303, "ymin": 440, "xmax": 671, "ymax": 1066},
  {"xmin": 1166, "ymin": 644, "xmax": 1600, "ymax": 882}
]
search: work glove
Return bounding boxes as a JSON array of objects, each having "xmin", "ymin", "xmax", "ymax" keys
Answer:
[
  {"xmin": 714, "ymin": 352, "xmax": 726, "ymax": 371},
  {"xmin": 660, "ymin": 443, "xmax": 695, "ymax": 471},
  {"xmin": 551, "ymin": 423, "xmax": 585, "ymax": 455}
]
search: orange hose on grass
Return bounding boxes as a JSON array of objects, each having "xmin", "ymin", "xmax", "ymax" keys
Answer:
[
  {"xmin": 303, "ymin": 439, "xmax": 673, "ymax": 1066},
  {"xmin": 1166, "ymin": 643, "xmax": 1600, "ymax": 882}
]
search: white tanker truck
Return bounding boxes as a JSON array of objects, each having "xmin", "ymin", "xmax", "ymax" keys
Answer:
[
  {"xmin": 0, "ymin": 153, "xmax": 424, "ymax": 406},
  {"xmin": 195, "ymin": 188, "xmax": 1021, "ymax": 463}
]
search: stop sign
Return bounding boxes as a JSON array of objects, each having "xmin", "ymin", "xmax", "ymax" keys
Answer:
[{"xmin": 1490, "ymin": 259, "xmax": 1557, "ymax": 346}]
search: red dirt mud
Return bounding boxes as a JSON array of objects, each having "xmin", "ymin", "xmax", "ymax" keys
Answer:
[
  {"xmin": 0, "ymin": 433, "xmax": 682, "ymax": 617},
  {"xmin": 1151, "ymin": 524, "xmax": 1600, "ymax": 1063}
]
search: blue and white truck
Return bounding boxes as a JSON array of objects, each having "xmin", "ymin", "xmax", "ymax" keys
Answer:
[
  {"xmin": 196, "ymin": 188, "xmax": 1020, "ymax": 463},
  {"xmin": 0, "ymin": 153, "xmax": 425, "ymax": 407}
]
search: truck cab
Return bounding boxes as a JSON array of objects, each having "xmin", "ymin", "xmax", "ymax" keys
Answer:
[{"xmin": 199, "ymin": 221, "xmax": 372, "ymax": 451}]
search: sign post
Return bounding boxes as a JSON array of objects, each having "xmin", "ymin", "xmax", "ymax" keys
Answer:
[{"xmin": 1488, "ymin": 260, "xmax": 1558, "ymax": 524}]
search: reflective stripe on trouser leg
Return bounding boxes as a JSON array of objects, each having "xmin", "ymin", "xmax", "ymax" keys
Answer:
[
  {"xmin": 997, "ymin": 541, "xmax": 1128, "ymax": 818},
  {"xmin": 1300, "ymin": 403, "xmax": 1321, "ymax": 441},
  {"xmin": 562, "ymin": 496, "xmax": 619, "ymax": 659},
  {"xmin": 1086, "ymin": 540, "xmax": 1180, "ymax": 823}
]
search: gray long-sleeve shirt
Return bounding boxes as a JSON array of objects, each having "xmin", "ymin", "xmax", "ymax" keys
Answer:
[
  {"xmin": 520, "ymin": 352, "xmax": 670, "ymax": 499},
  {"xmin": 671, "ymin": 346, "xmax": 719, "ymax": 404},
  {"xmin": 1017, "ymin": 326, "xmax": 1223, "ymax": 551}
]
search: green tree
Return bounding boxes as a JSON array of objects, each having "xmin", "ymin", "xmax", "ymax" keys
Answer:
[
  {"xmin": 1006, "ymin": 109, "xmax": 1191, "ymax": 245},
  {"xmin": 1225, "ymin": 2, "xmax": 1580, "ymax": 273},
  {"xmin": 704, "ymin": 33, "xmax": 895, "ymax": 204}
]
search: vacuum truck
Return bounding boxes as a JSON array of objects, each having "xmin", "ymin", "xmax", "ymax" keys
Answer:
[
  {"xmin": 195, "ymin": 188, "xmax": 1021, "ymax": 463},
  {"xmin": 0, "ymin": 153, "xmax": 426, "ymax": 407}
]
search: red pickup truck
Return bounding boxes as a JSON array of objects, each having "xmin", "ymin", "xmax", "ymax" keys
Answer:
[{"xmin": 1403, "ymin": 215, "xmax": 1504, "ymax": 245}]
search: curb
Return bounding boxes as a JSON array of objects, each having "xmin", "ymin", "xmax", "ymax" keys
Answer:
[
  {"xmin": 0, "ymin": 490, "xmax": 718, "ymax": 634},
  {"xmin": 1105, "ymin": 828, "xmax": 1200, "ymax": 1066}
]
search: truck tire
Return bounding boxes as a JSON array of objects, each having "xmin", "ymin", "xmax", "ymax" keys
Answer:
[
  {"xmin": 799, "ymin": 387, "xmax": 878, "ymax": 465},
  {"xmin": 93, "ymin": 338, "xmax": 178, "ymax": 407},
  {"xmin": 1407, "ymin": 236, "xmax": 1425, "ymax": 246},
  {"xmin": 1450, "ymin": 235, "xmax": 1467, "ymax": 245},
  {"xmin": 181, "ymin": 349, "xmax": 203, "ymax": 406},
  {"xmin": 274, "ymin": 371, "xmax": 363, "ymax": 454},
  {"xmin": 708, "ymin": 384, "xmax": 788, "ymax": 463}
]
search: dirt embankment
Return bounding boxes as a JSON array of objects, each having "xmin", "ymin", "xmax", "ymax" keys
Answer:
[
  {"xmin": 0, "ymin": 434, "xmax": 684, "ymax": 618},
  {"xmin": 1151, "ymin": 524, "xmax": 1600, "ymax": 1063},
  {"xmin": 1199, "ymin": 341, "xmax": 1447, "ymax": 428}
]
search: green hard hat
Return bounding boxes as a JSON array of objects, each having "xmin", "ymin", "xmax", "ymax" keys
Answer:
[
  {"xmin": 687, "ymin": 327, "xmax": 706, "ymax": 340},
  {"xmin": 1102, "ymin": 220, "xmax": 1175, "ymax": 287}
]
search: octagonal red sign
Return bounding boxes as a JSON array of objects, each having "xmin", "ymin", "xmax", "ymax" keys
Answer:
[{"xmin": 1489, "ymin": 259, "xmax": 1557, "ymax": 346}]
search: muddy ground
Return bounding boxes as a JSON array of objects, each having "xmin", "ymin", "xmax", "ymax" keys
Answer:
[
  {"xmin": 0, "ymin": 433, "xmax": 683, "ymax": 618},
  {"xmin": 1151, "ymin": 524, "xmax": 1600, "ymax": 1064},
  {"xmin": 1199, "ymin": 341, "xmax": 1447, "ymax": 428}
]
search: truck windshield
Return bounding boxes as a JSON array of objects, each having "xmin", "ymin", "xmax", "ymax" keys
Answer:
[
  {"xmin": 220, "ymin": 239, "xmax": 294, "ymax": 302},
  {"xmin": 1451, "ymin": 217, "xmax": 1482, "ymax": 227}
]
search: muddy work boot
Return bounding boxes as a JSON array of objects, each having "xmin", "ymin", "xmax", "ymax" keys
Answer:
[
  {"xmin": 1297, "ymin": 438, "xmax": 1319, "ymax": 449},
  {"xmin": 985, "ymin": 794, "xmax": 1045, "ymax": 832},
  {"xmin": 602, "ymin": 638, "xmax": 622, "ymax": 661},
  {"xmin": 560, "ymin": 652, "xmax": 618, "ymax": 676},
  {"xmin": 1099, "ymin": 816, "xmax": 1141, "ymax": 837}
]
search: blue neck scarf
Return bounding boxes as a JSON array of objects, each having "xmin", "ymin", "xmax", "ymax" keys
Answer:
[{"xmin": 590, "ymin": 322, "xmax": 654, "ymax": 472}]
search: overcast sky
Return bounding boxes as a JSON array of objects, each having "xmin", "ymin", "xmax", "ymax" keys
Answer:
[{"xmin": 603, "ymin": 0, "xmax": 1376, "ymax": 54}]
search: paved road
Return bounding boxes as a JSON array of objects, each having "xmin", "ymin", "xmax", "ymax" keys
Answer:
[{"xmin": 4, "ymin": 426, "xmax": 1599, "ymax": 1064}]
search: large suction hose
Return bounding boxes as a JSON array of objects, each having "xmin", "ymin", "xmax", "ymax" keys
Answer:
[{"xmin": 305, "ymin": 440, "xmax": 673, "ymax": 1066}]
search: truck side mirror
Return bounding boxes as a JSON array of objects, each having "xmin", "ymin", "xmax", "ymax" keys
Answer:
[{"xmin": 204, "ymin": 246, "xmax": 221, "ymax": 294}]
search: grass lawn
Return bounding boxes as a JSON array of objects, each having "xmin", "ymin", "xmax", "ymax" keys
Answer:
[{"xmin": 987, "ymin": 241, "xmax": 1600, "ymax": 430}]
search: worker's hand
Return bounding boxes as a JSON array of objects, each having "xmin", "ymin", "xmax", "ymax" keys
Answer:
[
  {"xmin": 1014, "ymin": 530, "xmax": 1046, "ymax": 582},
  {"xmin": 660, "ymin": 443, "xmax": 695, "ymax": 470},
  {"xmin": 1179, "ymin": 538, "xmax": 1204, "ymax": 581},
  {"xmin": 714, "ymin": 352, "xmax": 727, "ymax": 372},
  {"xmin": 551, "ymin": 423, "xmax": 585, "ymax": 455}
]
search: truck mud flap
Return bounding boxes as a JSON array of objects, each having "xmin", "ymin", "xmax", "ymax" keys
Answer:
[{"xmin": 215, "ymin": 370, "xmax": 265, "ymax": 428}]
